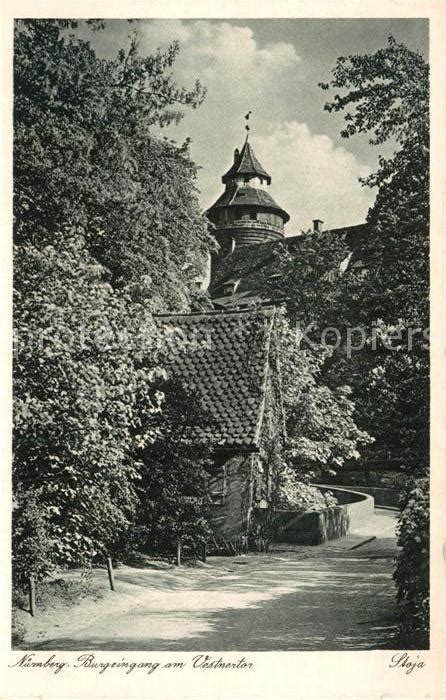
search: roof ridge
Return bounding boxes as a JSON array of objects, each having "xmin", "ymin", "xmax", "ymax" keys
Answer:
[
  {"xmin": 155, "ymin": 306, "xmax": 276, "ymax": 319},
  {"xmin": 253, "ymin": 312, "xmax": 276, "ymax": 446}
]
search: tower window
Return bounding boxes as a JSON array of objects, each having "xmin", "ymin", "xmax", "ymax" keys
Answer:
[{"xmin": 249, "ymin": 211, "xmax": 257, "ymax": 220}]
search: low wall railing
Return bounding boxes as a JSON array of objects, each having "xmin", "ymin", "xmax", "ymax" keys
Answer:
[{"xmin": 273, "ymin": 485, "xmax": 375, "ymax": 545}]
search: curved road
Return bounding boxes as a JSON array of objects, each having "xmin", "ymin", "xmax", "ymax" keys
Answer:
[{"xmin": 25, "ymin": 508, "xmax": 400, "ymax": 652}]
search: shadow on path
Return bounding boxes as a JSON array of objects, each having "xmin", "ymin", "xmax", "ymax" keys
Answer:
[{"xmin": 30, "ymin": 529, "xmax": 399, "ymax": 651}]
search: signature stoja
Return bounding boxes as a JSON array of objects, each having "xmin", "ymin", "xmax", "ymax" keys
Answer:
[{"xmin": 389, "ymin": 652, "xmax": 426, "ymax": 675}]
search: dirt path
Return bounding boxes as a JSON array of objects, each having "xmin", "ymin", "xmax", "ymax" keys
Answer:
[{"xmin": 20, "ymin": 509, "xmax": 400, "ymax": 652}]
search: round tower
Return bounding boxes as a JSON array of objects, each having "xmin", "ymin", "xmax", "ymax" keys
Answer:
[{"xmin": 206, "ymin": 131, "xmax": 289, "ymax": 254}]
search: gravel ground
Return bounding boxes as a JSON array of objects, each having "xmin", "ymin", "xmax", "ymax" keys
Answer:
[{"xmin": 17, "ymin": 509, "xmax": 400, "ymax": 652}]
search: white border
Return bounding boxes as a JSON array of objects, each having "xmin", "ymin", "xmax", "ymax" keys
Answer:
[{"xmin": 1, "ymin": 3, "xmax": 444, "ymax": 699}]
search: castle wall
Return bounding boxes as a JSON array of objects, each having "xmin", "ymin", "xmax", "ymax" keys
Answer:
[
  {"xmin": 216, "ymin": 209, "xmax": 283, "ymax": 228},
  {"xmin": 215, "ymin": 224, "xmax": 283, "ymax": 252}
]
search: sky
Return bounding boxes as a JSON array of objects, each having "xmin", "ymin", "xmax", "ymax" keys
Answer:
[{"xmin": 78, "ymin": 18, "xmax": 428, "ymax": 234}]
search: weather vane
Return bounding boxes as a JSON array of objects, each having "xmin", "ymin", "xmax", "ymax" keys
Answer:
[{"xmin": 244, "ymin": 111, "xmax": 252, "ymax": 135}]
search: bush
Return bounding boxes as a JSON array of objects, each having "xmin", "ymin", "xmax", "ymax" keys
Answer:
[
  {"xmin": 393, "ymin": 477, "xmax": 429, "ymax": 648},
  {"xmin": 127, "ymin": 377, "xmax": 214, "ymax": 558},
  {"xmin": 12, "ymin": 487, "xmax": 54, "ymax": 586},
  {"xmin": 276, "ymin": 465, "xmax": 337, "ymax": 513},
  {"xmin": 11, "ymin": 608, "xmax": 26, "ymax": 647}
]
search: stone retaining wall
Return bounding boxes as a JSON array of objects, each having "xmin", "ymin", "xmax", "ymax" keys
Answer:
[
  {"xmin": 273, "ymin": 485, "xmax": 374, "ymax": 545},
  {"xmin": 316, "ymin": 484, "xmax": 375, "ymax": 530},
  {"xmin": 273, "ymin": 505, "xmax": 349, "ymax": 545}
]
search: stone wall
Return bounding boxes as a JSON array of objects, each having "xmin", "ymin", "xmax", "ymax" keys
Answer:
[
  {"xmin": 215, "ymin": 223, "xmax": 283, "ymax": 252},
  {"xmin": 315, "ymin": 485, "xmax": 375, "ymax": 530},
  {"xmin": 273, "ymin": 485, "xmax": 375, "ymax": 545},
  {"xmin": 273, "ymin": 506, "xmax": 349, "ymax": 545}
]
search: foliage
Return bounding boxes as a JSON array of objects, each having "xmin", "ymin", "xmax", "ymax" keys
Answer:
[
  {"xmin": 319, "ymin": 35, "xmax": 428, "ymax": 154},
  {"xmin": 250, "ymin": 312, "xmax": 371, "ymax": 537},
  {"xmin": 275, "ymin": 465, "xmax": 337, "ymax": 513},
  {"xmin": 278, "ymin": 317, "xmax": 372, "ymax": 477},
  {"xmin": 12, "ymin": 487, "xmax": 54, "ymax": 585},
  {"xmin": 262, "ymin": 232, "xmax": 350, "ymax": 331},
  {"xmin": 14, "ymin": 19, "xmax": 212, "ymax": 306},
  {"xmin": 393, "ymin": 478, "xmax": 429, "ymax": 648},
  {"xmin": 262, "ymin": 37, "xmax": 429, "ymax": 474},
  {"xmin": 318, "ymin": 35, "xmax": 430, "ymax": 650},
  {"xmin": 319, "ymin": 35, "xmax": 429, "ymax": 474},
  {"xmin": 13, "ymin": 19, "xmax": 213, "ymax": 574},
  {"xmin": 13, "ymin": 234, "xmax": 163, "ymax": 568},
  {"xmin": 232, "ymin": 308, "xmax": 364, "ymax": 527},
  {"xmin": 127, "ymin": 378, "xmax": 213, "ymax": 555}
]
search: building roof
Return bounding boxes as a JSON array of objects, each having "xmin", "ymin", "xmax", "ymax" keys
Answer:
[
  {"xmin": 154, "ymin": 308, "xmax": 279, "ymax": 449},
  {"xmin": 210, "ymin": 224, "xmax": 368, "ymax": 303},
  {"xmin": 222, "ymin": 139, "xmax": 271, "ymax": 185},
  {"xmin": 207, "ymin": 184, "xmax": 290, "ymax": 222}
]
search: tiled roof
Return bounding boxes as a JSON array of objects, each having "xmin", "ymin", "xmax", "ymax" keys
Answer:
[
  {"xmin": 207, "ymin": 185, "xmax": 289, "ymax": 222},
  {"xmin": 154, "ymin": 308, "xmax": 277, "ymax": 449},
  {"xmin": 222, "ymin": 140, "xmax": 271, "ymax": 185},
  {"xmin": 210, "ymin": 224, "xmax": 368, "ymax": 301}
]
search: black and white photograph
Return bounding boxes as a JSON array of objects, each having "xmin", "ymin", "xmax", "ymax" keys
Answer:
[{"xmin": 5, "ymin": 4, "xmax": 441, "ymax": 681}]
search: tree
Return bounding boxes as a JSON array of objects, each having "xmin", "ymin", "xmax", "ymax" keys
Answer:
[
  {"xmin": 264, "ymin": 37, "xmax": 429, "ymax": 474},
  {"xmin": 278, "ymin": 316, "xmax": 372, "ymax": 479},
  {"xmin": 319, "ymin": 36, "xmax": 430, "ymax": 648},
  {"xmin": 262, "ymin": 232, "xmax": 351, "ymax": 332},
  {"xmin": 320, "ymin": 34, "xmax": 428, "ymax": 331},
  {"xmin": 128, "ymin": 378, "xmax": 213, "ymax": 556},
  {"xmin": 14, "ymin": 19, "xmax": 212, "ymax": 307},
  {"xmin": 319, "ymin": 36, "xmax": 429, "ymax": 474},
  {"xmin": 393, "ymin": 477, "xmax": 429, "ymax": 648},
  {"xmin": 13, "ymin": 19, "xmax": 213, "ymax": 578},
  {"xmin": 13, "ymin": 233, "xmax": 164, "ymax": 574}
]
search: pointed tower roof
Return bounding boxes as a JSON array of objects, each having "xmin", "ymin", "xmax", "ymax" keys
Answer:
[
  {"xmin": 222, "ymin": 138, "xmax": 271, "ymax": 185},
  {"xmin": 208, "ymin": 185, "xmax": 290, "ymax": 223}
]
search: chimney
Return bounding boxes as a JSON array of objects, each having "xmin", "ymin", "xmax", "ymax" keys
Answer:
[
  {"xmin": 222, "ymin": 278, "xmax": 240, "ymax": 296},
  {"xmin": 313, "ymin": 219, "xmax": 324, "ymax": 232}
]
